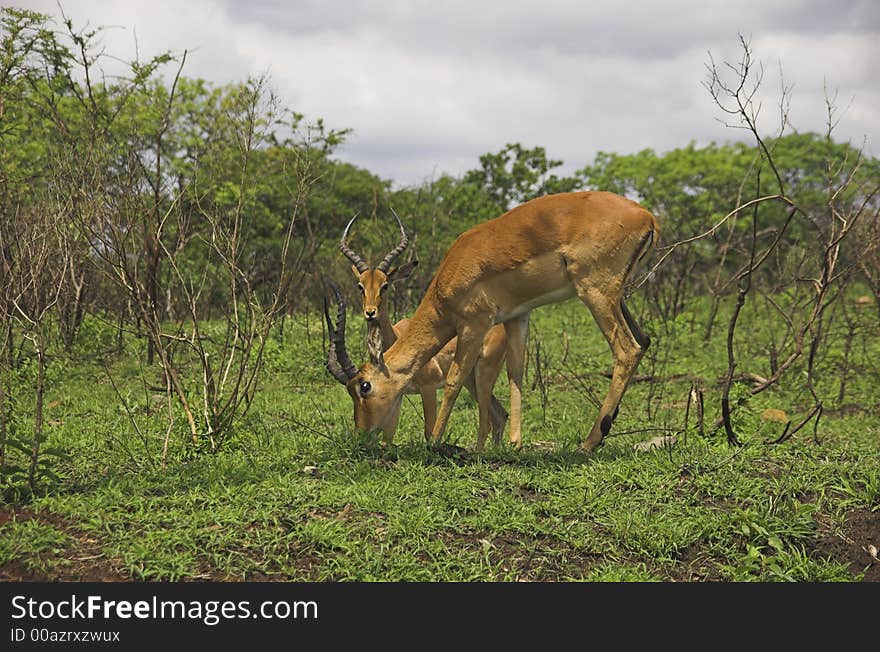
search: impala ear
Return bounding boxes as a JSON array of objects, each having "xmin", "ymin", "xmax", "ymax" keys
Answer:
[
  {"xmin": 367, "ymin": 325, "xmax": 389, "ymax": 376},
  {"xmin": 387, "ymin": 260, "xmax": 419, "ymax": 284}
]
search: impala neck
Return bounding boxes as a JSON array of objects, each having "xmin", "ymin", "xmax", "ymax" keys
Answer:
[
  {"xmin": 374, "ymin": 311, "xmax": 398, "ymax": 351},
  {"xmin": 382, "ymin": 290, "xmax": 454, "ymax": 386}
]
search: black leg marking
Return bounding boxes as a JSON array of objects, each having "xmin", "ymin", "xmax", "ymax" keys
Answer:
[
  {"xmin": 612, "ymin": 404, "xmax": 620, "ymax": 421},
  {"xmin": 601, "ymin": 415, "xmax": 613, "ymax": 436},
  {"xmin": 621, "ymin": 301, "xmax": 651, "ymax": 350}
]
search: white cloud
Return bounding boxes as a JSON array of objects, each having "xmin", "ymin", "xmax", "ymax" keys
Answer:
[{"xmin": 11, "ymin": 0, "xmax": 880, "ymax": 185}]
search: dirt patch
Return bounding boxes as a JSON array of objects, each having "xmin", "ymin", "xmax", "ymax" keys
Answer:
[
  {"xmin": 0, "ymin": 505, "xmax": 36, "ymax": 528},
  {"xmin": 810, "ymin": 508, "xmax": 880, "ymax": 581},
  {"xmin": 0, "ymin": 505, "xmax": 131, "ymax": 582},
  {"xmin": 665, "ymin": 543, "xmax": 724, "ymax": 582}
]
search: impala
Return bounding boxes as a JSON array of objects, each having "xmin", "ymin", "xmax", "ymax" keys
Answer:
[
  {"xmin": 329, "ymin": 211, "xmax": 508, "ymax": 449},
  {"xmin": 325, "ymin": 191, "xmax": 659, "ymax": 452}
]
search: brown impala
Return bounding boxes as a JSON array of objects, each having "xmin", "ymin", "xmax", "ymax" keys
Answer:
[
  {"xmin": 324, "ymin": 191, "xmax": 659, "ymax": 452},
  {"xmin": 327, "ymin": 211, "xmax": 508, "ymax": 450}
]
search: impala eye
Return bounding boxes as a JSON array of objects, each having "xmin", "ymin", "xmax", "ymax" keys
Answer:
[
  {"xmin": 380, "ymin": 283, "xmax": 389, "ymax": 293},
  {"xmin": 359, "ymin": 381, "xmax": 372, "ymax": 396},
  {"xmin": 357, "ymin": 283, "xmax": 365, "ymax": 295}
]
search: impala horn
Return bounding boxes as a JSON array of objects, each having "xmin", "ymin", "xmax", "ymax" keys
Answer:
[
  {"xmin": 322, "ymin": 276, "xmax": 358, "ymax": 384},
  {"xmin": 339, "ymin": 214, "xmax": 369, "ymax": 273},
  {"xmin": 376, "ymin": 208, "xmax": 409, "ymax": 273}
]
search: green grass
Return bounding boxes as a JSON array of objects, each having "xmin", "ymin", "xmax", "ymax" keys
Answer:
[
  {"xmin": 0, "ymin": 518, "xmax": 70, "ymax": 576},
  {"xmin": 2, "ymin": 295, "xmax": 878, "ymax": 581}
]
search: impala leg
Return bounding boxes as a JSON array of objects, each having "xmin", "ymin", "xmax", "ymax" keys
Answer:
[
  {"xmin": 419, "ymin": 387, "xmax": 438, "ymax": 442},
  {"xmin": 463, "ymin": 372, "xmax": 506, "ymax": 441},
  {"xmin": 462, "ymin": 371, "xmax": 479, "ymax": 403},
  {"xmin": 431, "ymin": 327, "xmax": 487, "ymax": 445},
  {"xmin": 576, "ymin": 285, "xmax": 647, "ymax": 452},
  {"xmin": 462, "ymin": 372, "xmax": 488, "ymax": 451},
  {"xmin": 488, "ymin": 394, "xmax": 509, "ymax": 447},
  {"xmin": 503, "ymin": 313, "xmax": 529, "ymax": 449},
  {"xmin": 474, "ymin": 345, "xmax": 507, "ymax": 451},
  {"xmin": 479, "ymin": 326, "xmax": 509, "ymax": 446},
  {"xmin": 482, "ymin": 350, "xmax": 508, "ymax": 447},
  {"xmin": 474, "ymin": 365, "xmax": 492, "ymax": 453},
  {"xmin": 461, "ymin": 336, "xmax": 507, "ymax": 451}
]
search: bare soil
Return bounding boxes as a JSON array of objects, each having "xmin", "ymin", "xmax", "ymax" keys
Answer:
[
  {"xmin": 0, "ymin": 505, "xmax": 129, "ymax": 582},
  {"xmin": 808, "ymin": 508, "xmax": 880, "ymax": 582}
]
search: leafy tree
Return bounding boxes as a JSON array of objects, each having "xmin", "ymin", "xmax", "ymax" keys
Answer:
[{"xmin": 463, "ymin": 142, "xmax": 580, "ymax": 211}]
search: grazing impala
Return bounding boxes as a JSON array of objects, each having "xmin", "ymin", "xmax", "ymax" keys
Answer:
[
  {"xmin": 330, "ymin": 211, "xmax": 508, "ymax": 449},
  {"xmin": 325, "ymin": 191, "xmax": 659, "ymax": 452}
]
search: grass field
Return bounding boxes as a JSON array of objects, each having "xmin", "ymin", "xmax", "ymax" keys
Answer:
[{"xmin": 2, "ymin": 296, "xmax": 879, "ymax": 581}]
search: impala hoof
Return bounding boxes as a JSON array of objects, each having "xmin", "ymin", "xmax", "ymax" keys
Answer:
[{"xmin": 582, "ymin": 438, "xmax": 601, "ymax": 454}]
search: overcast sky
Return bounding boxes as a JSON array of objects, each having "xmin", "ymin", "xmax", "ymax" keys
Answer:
[{"xmin": 12, "ymin": 0, "xmax": 880, "ymax": 186}]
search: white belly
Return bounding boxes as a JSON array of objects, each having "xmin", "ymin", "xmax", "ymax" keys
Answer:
[{"xmin": 495, "ymin": 285, "xmax": 577, "ymax": 323}]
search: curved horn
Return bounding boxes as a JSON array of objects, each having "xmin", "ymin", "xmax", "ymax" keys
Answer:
[
  {"xmin": 322, "ymin": 276, "xmax": 358, "ymax": 384},
  {"xmin": 339, "ymin": 214, "xmax": 369, "ymax": 273},
  {"xmin": 376, "ymin": 208, "xmax": 409, "ymax": 273}
]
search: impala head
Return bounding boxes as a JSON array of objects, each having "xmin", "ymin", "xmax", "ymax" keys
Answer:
[
  {"xmin": 339, "ymin": 209, "xmax": 418, "ymax": 323},
  {"xmin": 323, "ymin": 277, "xmax": 402, "ymax": 437}
]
